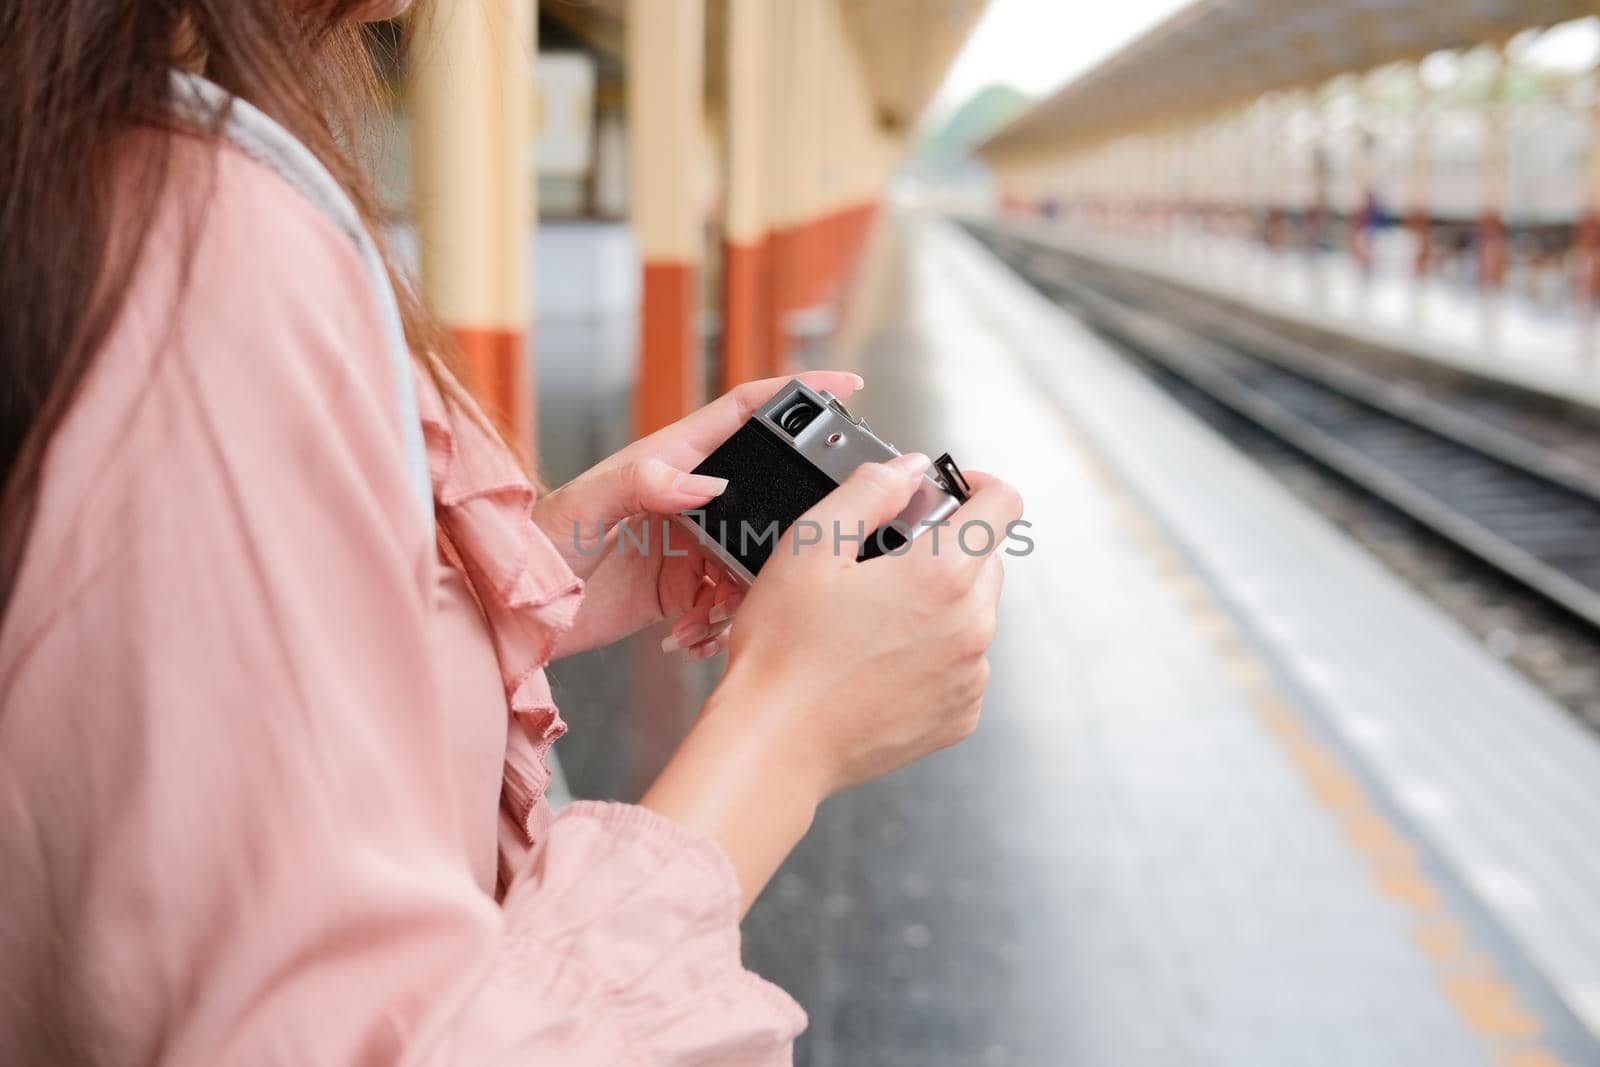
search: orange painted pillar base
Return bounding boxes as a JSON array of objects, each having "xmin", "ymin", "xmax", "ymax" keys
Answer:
[
  {"xmin": 798, "ymin": 213, "xmax": 826, "ymax": 309},
  {"xmin": 722, "ymin": 238, "xmax": 768, "ymax": 391},
  {"xmin": 765, "ymin": 226, "xmax": 798, "ymax": 379},
  {"xmin": 795, "ymin": 218, "xmax": 823, "ymax": 309},
  {"xmin": 1577, "ymin": 211, "xmax": 1600, "ymax": 301},
  {"xmin": 829, "ymin": 200, "xmax": 879, "ymax": 326},
  {"xmin": 1408, "ymin": 209, "xmax": 1431, "ymax": 277},
  {"xmin": 1478, "ymin": 212, "xmax": 1506, "ymax": 290},
  {"xmin": 759, "ymin": 203, "xmax": 883, "ymax": 382},
  {"xmin": 451, "ymin": 327, "xmax": 531, "ymax": 448},
  {"xmin": 1349, "ymin": 198, "xmax": 1374, "ymax": 274},
  {"xmin": 840, "ymin": 201, "xmax": 876, "ymax": 278},
  {"xmin": 636, "ymin": 261, "xmax": 700, "ymax": 435}
]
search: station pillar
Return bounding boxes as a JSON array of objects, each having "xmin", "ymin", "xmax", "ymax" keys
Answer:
[
  {"xmin": 1258, "ymin": 99, "xmax": 1281, "ymax": 249},
  {"xmin": 407, "ymin": 0, "xmax": 536, "ymax": 447},
  {"xmin": 1479, "ymin": 50, "xmax": 1510, "ymax": 291},
  {"xmin": 628, "ymin": 0, "xmax": 705, "ymax": 435},
  {"xmin": 721, "ymin": 0, "xmax": 771, "ymax": 391},
  {"xmin": 764, "ymin": 0, "xmax": 810, "ymax": 378},
  {"xmin": 1478, "ymin": 211, "xmax": 1508, "ymax": 290},
  {"xmin": 1407, "ymin": 95, "xmax": 1433, "ymax": 281},
  {"xmin": 1349, "ymin": 125, "xmax": 1375, "ymax": 276},
  {"xmin": 1579, "ymin": 94, "xmax": 1600, "ymax": 303},
  {"xmin": 1580, "ymin": 211, "xmax": 1600, "ymax": 303}
]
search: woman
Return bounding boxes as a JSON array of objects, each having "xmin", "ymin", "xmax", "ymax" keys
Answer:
[{"xmin": 0, "ymin": 1, "xmax": 1022, "ymax": 1063}]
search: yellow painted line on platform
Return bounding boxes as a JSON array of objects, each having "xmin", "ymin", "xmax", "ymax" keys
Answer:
[
  {"xmin": 1502, "ymin": 1051, "xmax": 1577, "ymax": 1067},
  {"xmin": 1066, "ymin": 432, "xmax": 1575, "ymax": 1067}
]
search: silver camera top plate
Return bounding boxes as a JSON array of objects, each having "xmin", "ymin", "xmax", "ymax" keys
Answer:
[
  {"xmin": 753, "ymin": 379, "xmax": 964, "ymax": 549},
  {"xmin": 755, "ymin": 380, "xmax": 903, "ymax": 484}
]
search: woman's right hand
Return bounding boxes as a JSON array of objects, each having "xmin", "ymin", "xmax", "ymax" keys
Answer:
[
  {"xmin": 720, "ymin": 453, "xmax": 1023, "ymax": 798},
  {"xmin": 641, "ymin": 452, "xmax": 1024, "ymax": 914}
]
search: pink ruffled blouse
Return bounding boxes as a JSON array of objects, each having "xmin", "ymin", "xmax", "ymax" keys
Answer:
[{"xmin": 0, "ymin": 137, "xmax": 804, "ymax": 1064}]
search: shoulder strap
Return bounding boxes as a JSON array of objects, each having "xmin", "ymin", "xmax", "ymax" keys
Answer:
[{"xmin": 168, "ymin": 70, "xmax": 435, "ymax": 529}]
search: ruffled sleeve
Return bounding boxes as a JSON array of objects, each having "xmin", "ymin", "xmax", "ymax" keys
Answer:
[
  {"xmin": 0, "ymin": 139, "xmax": 803, "ymax": 1066},
  {"xmin": 410, "ymin": 364, "xmax": 584, "ymax": 850},
  {"xmin": 411, "ymin": 369, "xmax": 807, "ymax": 1064},
  {"xmin": 476, "ymin": 802, "xmax": 807, "ymax": 1064}
]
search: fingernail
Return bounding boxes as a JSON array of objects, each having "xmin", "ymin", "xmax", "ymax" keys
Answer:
[
  {"xmin": 662, "ymin": 627, "xmax": 701, "ymax": 653},
  {"xmin": 888, "ymin": 452, "xmax": 930, "ymax": 476},
  {"xmin": 662, "ymin": 616, "xmax": 711, "ymax": 653},
  {"xmin": 847, "ymin": 373, "xmax": 865, "ymax": 390},
  {"xmin": 673, "ymin": 473, "xmax": 729, "ymax": 497},
  {"xmin": 708, "ymin": 602, "xmax": 733, "ymax": 625}
]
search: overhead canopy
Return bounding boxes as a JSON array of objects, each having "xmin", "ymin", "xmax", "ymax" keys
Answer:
[
  {"xmin": 543, "ymin": 0, "xmax": 987, "ymax": 132},
  {"xmin": 978, "ymin": 0, "xmax": 1594, "ymax": 162},
  {"xmin": 838, "ymin": 0, "xmax": 989, "ymax": 132}
]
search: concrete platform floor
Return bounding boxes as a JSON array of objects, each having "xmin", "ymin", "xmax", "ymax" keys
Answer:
[{"xmin": 538, "ymin": 213, "xmax": 1600, "ymax": 1066}]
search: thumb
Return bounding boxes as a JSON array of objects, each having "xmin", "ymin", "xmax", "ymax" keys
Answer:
[
  {"xmin": 540, "ymin": 457, "xmax": 728, "ymax": 535},
  {"xmin": 783, "ymin": 452, "xmax": 931, "ymax": 570}
]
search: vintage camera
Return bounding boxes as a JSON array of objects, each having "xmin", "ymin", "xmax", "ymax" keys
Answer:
[{"xmin": 676, "ymin": 379, "xmax": 972, "ymax": 586}]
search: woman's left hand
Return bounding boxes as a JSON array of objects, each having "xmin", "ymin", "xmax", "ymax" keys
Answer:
[{"xmin": 535, "ymin": 371, "xmax": 864, "ymax": 660}]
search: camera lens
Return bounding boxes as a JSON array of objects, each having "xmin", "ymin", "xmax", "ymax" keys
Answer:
[{"xmin": 777, "ymin": 398, "xmax": 821, "ymax": 437}]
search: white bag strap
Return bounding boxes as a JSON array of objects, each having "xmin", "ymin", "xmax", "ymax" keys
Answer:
[{"xmin": 169, "ymin": 70, "xmax": 435, "ymax": 528}]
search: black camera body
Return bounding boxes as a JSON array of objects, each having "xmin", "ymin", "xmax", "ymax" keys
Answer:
[{"xmin": 676, "ymin": 380, "xmax": 970, "ymax": 585}]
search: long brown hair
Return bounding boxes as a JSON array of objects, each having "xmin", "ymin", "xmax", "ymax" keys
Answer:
[{"xmin": 0, "ymin": 1, "xmax": 454, "ymax": 617}]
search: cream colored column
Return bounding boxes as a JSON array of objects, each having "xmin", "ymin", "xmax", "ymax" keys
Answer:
[
  {"xmin": 722, "ymin": 0, "xmax": 772, "ymax": 387},
  {"xmin": 763, "ymin": 0, "xmax": 800, "ymax": 373},
  {"xmin": 628, "ymin": 0, "xmax": 705, "ymax": 433},
  {"xmin": 1350, "ymin": 79, "xmax": 1375, "ymax": 275},
  {"xmin": 408, "ymin": 0, "xmax": 536, "ymax": 445},
  {"xmin": 1480, "ymin": 45, "xmax": 1511, "ymax": 291},
  {"xmin": 1579, "ymin": 75, "xmax": 1600, "ymax": 301},
  {"xmin": 1408, "ymin": 65, "xmax": 1434, "ymax": 288},
  {"xmin": 791, "ymin": 0, "xmax": 824, "ymax": 308},
  {"xmin": 828, "ymin": 8, "xmax": 881, "ymax": 282},
  {"xmin": 765, "ymin": 0, "xmax": 800, "ymax": 237}
]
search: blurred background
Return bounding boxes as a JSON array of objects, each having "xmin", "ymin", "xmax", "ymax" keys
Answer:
[{"xmin": 375, "ymin": 1, "xmax": 1600, "ymax": 1063}]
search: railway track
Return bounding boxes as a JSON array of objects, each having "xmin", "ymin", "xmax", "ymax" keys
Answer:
[{"xmin": 967, "ymin": 224, "xmax": 1600, "ymax": 642}]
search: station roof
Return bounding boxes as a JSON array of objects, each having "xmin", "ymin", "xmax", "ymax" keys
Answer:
[
  {"xmin": 838, "ymin": 0, "xmax": 989, "ymax": 131},
  {"xmin": 978, "ymin": 0, "xmax": 1594, "ymax": 162},
  {"xmin": 544, "ymin": 0, "xmax": 987, "ymax": 134}
]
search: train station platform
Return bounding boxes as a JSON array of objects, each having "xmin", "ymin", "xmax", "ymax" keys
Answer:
[
  {"xmin": 981, "ymin": 217, "xmax": 1600, "ymax": 418},
  {"xmin": 539, "ymin": 211, "xmax": 1600, "ymax": 1066}
]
